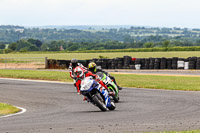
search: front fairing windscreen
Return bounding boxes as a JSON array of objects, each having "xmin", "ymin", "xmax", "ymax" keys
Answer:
[{"xmin": 80, "ymin": 77, "xmax": 94, "ymax": 91}]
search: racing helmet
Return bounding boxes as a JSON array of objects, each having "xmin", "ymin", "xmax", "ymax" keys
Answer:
[
  {"xmin": 88, "ymin": 62, "xmax": 97, "ymax": 73},
  {"xmin": 74, "ymin": 66, "xmax": 84, "ymax": 79},
  {"xmin": 71, "ymin": 58, "xmax": 78, "ymax": 68}
]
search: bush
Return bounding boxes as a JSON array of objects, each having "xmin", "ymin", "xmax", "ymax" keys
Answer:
[
  {"xmin": 0, "ymin": 49, "xmax": 3, "ymax": 54},
  {"xmin": 4, "ymin": 48, "xmax": 13, "ymax": 53},
  {"xmin": 0, "ymin": 44, "xmax": 5, "ymax": 49}
]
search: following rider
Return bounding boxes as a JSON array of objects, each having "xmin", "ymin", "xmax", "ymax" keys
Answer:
[{"xmin": 88, "ymin": 62, "xmax": 122, "ymax": 90}]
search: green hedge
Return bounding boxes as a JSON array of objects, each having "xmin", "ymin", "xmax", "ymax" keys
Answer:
[{"xmin": 68, "ymin": 46, "xmax": 200, "ymax": 53}]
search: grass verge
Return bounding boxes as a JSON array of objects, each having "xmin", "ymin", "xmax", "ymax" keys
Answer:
[
  {"xmin": 0, "ymin": 69, "xmax": 200, "ymax": 91},
  {"xmin": 0, "ymin": 69, "xmax": 72, "ymax": 82},
  {"xmin": 0, "ymin": 103, "xmax": 20, "ymax": 116},
  {"xmin": 112, "ymin": 73, "xmax": 200, "ymax": 91}
]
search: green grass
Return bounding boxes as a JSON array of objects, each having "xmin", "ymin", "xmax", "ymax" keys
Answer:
[
  {"xmin": 0, "ymin": 69, "xmax": 200, "ymax": 91},
  {"xmin": 0, "ymin": 103, "xmax": 20, "ymax": 116},
  {"xmin": 0, "ymin": 69, "xmax": 72, "ymax": 82},
  {"xmin": 111, "ymin": 73, "xmax": 200, "ymax": 91},
  {"xmin": 0, "ymin": 60, "xmax": 32, "ymax": 63},
  {"xmin": 0, "ymin": 51, "xmax": 200, "ymax": 60}
]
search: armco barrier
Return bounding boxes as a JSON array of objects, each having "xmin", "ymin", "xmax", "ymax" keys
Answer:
[{"xmin": 46, "ymin": 56, "xmax": 200, "ymax": 70}]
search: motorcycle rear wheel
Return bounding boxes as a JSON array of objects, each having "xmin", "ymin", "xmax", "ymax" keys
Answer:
[{"xmin": 113, "ymin": 96, "xmax": 119, "ymax": 103}]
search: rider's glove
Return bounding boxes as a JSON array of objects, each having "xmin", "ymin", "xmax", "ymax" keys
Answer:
[
  {"xmin": 95, "ymin": 77, "xmax": 100, "ymax": 82},
  {"xmin": 69, "ymin": 65, "xmax": 72, "ymax": 71}
]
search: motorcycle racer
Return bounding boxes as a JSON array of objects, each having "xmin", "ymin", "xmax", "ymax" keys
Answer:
[
  {"xmin": 73, "ymin": 66, "xmax": 110, "ymax": 94},
  {"xmin": 69, "ymin": 58, "xmax": 87, "ymax": 79},
  {"xmin": 88, "ymin": 62, "xmax": 122, "ymax": 90},
  {"xmin": 69, "ymin": 59, "xmax": 87, "ymax": 92}
]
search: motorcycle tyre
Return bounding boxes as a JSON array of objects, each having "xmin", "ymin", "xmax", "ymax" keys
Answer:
[
  {"xmin": 92, "ymin": 95, "xmax": 107, "ymax": 111},
  {"xmin": 107, "ymin": 102, "xmax": 116, "ymax": 110},
  {"xmin": 113, "ymin": 96, "xmax": 119, "ymax": 103},
  {"xmin": 110, "ymin": 88, "xmax": 119, "ymax": 103}
]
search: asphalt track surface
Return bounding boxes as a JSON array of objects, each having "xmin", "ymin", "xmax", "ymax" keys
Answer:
[{"xmin": 1, "ymin": 79, "xmax": 200, "ymax": 133}]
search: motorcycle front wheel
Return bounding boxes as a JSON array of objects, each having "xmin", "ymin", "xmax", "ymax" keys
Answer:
[
  {"xmin": 92, "ymin": 94, "xmax": 107, "ymax": 111},
  {"xmin": 107, "ymin": 101, "xmax": 116, "ymax": 110}
]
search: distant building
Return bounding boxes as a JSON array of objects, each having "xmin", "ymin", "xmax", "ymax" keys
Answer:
[
  {"xmin": 60, "ymin": 45, "xmax": 64, "ymax": 51},
  {"xmin": 14, "ymin": 29, "xmax": 24, "ymax": 33}
]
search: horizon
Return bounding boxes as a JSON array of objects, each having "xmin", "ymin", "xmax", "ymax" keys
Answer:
[{"xmin": 0, "ymin": 24, "xmax": 197, "ymax": 29}]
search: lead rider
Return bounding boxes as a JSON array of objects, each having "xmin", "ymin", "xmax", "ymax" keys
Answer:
[{"xmin": 69, "ymin": 59, "xmax": 113, "ymax": 96}]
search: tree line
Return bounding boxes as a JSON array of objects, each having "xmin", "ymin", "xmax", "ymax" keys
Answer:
[
  {"xmin": 1, "ymin": 38, "xmax": 200, "ymax": 54},
  {"xmin": 1, "ymin": 25, "xmax": 200, "ymax": 53}
]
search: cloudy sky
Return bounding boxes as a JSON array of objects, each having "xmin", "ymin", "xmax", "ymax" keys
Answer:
[{"xmin": 0, "ymin": 0, "xmax": 200, "ymax": 28}]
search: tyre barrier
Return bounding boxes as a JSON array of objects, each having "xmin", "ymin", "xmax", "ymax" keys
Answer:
[
  {"xmin": 46, "ymin": 56, "xmax": 200, "ymax": 70},
  {"xmin": 197, "ymin": 57, "xmax": 200, "ymax": 69}
]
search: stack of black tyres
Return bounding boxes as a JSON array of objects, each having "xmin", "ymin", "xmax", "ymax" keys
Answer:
[
  {"xmin": 129, "ymin": 64, "xmax": 135, "ymax": 69},
  {"xmin": 111, "ymin": 59, "xmax": 115, "ymax": 69},
  {"xmin": 123, "ymin": 56, "xmax": 132, "ymax": 69},
  {"xmin": 114, "ymin": 58, "xmax": 118, "ymax": 69},
  {"xmin": 113, "ymin": 57, "xmax": 123, "ymax": 69},
  {"xmin": 96, "ymin": 60, "xmax": 102, "ymax": 68},
  {"xmin": 135, "ymin": 58, "xmax": 141, "ymax": 65},
  {"xmin": 107, "ymin": 59, "xmax": 112, "ymax": 69},
  {"xmin": 101, "ymin": 59, "xmax": 108, "ymax": 69},
  {"xmin": 160, "ymin": 57, "xmax": 167, "ymax": 69},
  {"xmin": 116, "ymin": 58, "xmax": 123, "ymax": 69},
  {"xmin": 58, "ymin": 60, "xmax": 67, "ymax": 67},
  {"xmin": 129, "ymin": 58, "xmax": 135, "ymax": 69},
  {"xmin": 145, "ymin": 58, "xmax": 150, "ymax": 69},
  {"xmin": 65, "ymin": 60, "xmax": 71, "ymax": 68},
  {"xmin": 167, "ymin": 58, "xmax": 172, "ymax": 69},
  {"xmin": 196, "ymin": 57, "xmax": 200, "ymax": 69},
  {"xmin": 140, "ymin": 58, "xmax": 146, "ymax": 69},
  {"xmin": 154, "ymin": 58, "xmax": 160, "ymax": 69},
  {"xmin": 81, "ymin": 56, "xmax": 200, "ymax": 70},
  {"xmin": 172, "ymin": 57, "xmax": 178, "ymax": 69},
  {"xmin": 189, "ymin": 57, "xmax": 197, "ymax": 69},
  {"xmin": 149, "ymin": 58, "xmax": 155, "ymax": 69}
]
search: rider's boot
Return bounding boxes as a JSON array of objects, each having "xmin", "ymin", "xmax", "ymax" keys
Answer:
[
  {"xmin": 109, "ymin": 91, "xmax": 115, "ymax": 96},
  {"xmin": 118, "ymin": 85, "xmax": 123, "ymax": 90}
]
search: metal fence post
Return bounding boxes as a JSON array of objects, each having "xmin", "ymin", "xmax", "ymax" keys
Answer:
[
  {"xmin": 5, "ymin": 58, "xmax": 7, "ymax": 69},
  {"xmin": 45, "ymin": 57, "xmax": 48, "ymax": 69}
]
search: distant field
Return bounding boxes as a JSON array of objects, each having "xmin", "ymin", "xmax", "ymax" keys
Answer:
[{"xmin": 0, "ymin": 51, "xmax": 200, "ymax": 60}]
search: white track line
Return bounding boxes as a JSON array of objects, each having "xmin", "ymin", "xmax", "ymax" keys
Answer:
[{"xmin": 0, "ymin": 106, "xmax": 27, "ymax": 118}]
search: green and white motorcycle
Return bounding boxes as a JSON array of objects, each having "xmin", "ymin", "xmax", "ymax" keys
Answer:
[{"xmin": 96, "ymin": 72, "xmax": 119, "ymax": 103}]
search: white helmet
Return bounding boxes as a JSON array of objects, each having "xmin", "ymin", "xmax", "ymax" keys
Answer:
[{"xmin": 74, "ymin": 66, "xmax": 84, "ymax": 79}]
